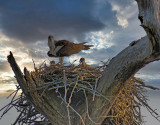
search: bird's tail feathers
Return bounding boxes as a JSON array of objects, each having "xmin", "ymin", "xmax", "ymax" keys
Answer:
[
  {"xmin": 79, "ymin": 42, "xmax": 93, "ymax": 50},
  {"xmin": 81, "ymin": 42, "xmax": 88, "ymax": 45},
  {"xmin": 83, "ymin": 45, "xmax": 93, "ymax": 50}
]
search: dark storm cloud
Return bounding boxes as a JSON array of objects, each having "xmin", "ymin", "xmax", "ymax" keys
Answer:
[{"xmin": 0, "ymin": 0, "xmax": 114, "ymax": 43}]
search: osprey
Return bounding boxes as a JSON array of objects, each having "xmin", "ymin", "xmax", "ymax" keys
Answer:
[
  {"xmin": 47, "ymin": 35, "xmax": 93, "ymax": 64},
  {"xmin": 79, "ymin": 58, "xmax": 94, "ymax": 69}
]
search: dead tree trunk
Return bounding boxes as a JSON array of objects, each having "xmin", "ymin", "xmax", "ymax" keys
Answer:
[{"xmin": 7, "ymin": 0, "xmax": 160, "ymax": 124}]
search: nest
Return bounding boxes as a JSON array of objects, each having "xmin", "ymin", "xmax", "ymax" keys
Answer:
[
  {"xmin": 102, "ymin": 77, "xmax": 160, "ymax": 125},
  {"xmin": 0, "ymin": 61, "xmax": 160, "ymax": 125}
]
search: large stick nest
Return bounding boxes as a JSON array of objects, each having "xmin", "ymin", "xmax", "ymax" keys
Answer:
[{"xmin": 0, "ymin": 60, "xmax": 160, "ymax": 125}]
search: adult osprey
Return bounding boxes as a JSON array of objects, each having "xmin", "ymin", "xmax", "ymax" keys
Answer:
[{"xmin": 47, "ymin": 35, "xmax": 93, "ymax": 64}]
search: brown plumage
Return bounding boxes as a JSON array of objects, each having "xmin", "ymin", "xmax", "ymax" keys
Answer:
[
  {"xmin": 55, "ymin": 40, "xmax": 92, "ymax": 57},
  {"xmin": 78, "ymin": 57, "xmax": 94, "ymax": 69},
  {"xmin": 47, "ymin": 35, "xmax": 93, "ymax": 57}
]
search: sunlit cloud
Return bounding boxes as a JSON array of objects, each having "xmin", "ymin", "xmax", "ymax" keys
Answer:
[
  {"xmin": 0, "ymin": 0, "xmax": 158, "ymax": 96},
  {"xmin": 0, "ymin": 33, "xmax": 49, "ymax": 89},
  {"xmin": 109, "ymin": 0, "xmax": 138, "ymax": 28},
  {"xmin": 117, "ymin": 17, "xmax": 128, "ymax": 28},
  {"xmin": 85, "ymin": 30, "xmax": 114, "ymax": 50},
  {"xmin": 0, "ymin": 83, "xmax": 17, "ymax": 91},
  {"xmin": 0, "ymin": 72, "xmax": 17, "ymax": 94}
]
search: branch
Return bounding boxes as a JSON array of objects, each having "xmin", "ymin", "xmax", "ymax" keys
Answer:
[
  {"xmin": 7, "ymin": 52, "xmax": 29, "ymax": 97},
  {"xmin": 86, "ymin": 0, "xmax": 160, "ymax": 123},
  {"xmin": 98, "ymin": 36, "xmax": 153, "ymax": 94},
  {"xmin": 136, "ymin": 0, "xmax": 160, "ymax": 54},
  {"xmin": 6, "ymin": 1, "xmax": 160, "ymax": 124},
  {"xmin": 7, "ymin": 52, "xmax": 68, "ymax": 125}
]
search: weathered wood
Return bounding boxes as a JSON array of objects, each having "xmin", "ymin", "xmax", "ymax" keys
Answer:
[
  {"xmin": 83, "ymin": 0, "xmax": 160, "ymax": 124},
  {"xmin": 7, "ymin": 52, "xmax": 29, "ymax": 97},
  {"xmin": 8, "ymin": 52, "xmax": 68, "ymax": 125},
  {"xmin": 7, "ymin": 0, "xmax": 160, "ymax": 124},
  {"xmin": 136, "ymin": 0, "xmax": 160, "ymax": 54}
]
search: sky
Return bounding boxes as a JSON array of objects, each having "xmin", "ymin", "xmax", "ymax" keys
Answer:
[
  {"xmin": 0, "ymin": 0, "xmax": 160, "ymax": 124},
  {"xmin": 0, "ymin": 0, "xmax": 160, "ymax": 86}
]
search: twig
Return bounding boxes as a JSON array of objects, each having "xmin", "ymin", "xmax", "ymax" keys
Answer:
[
  {"xmin": 68, "ymin": 76, "xmax": 79, "ymax": 104},
  {"xmin": 58, "ymin": 96, "xmax": 85, "ymax": 125},
  {"xmin": 63, "ymin": 70, "xmax": 67, "ymax": 102},
  {"xmin": 67, "ymin": 105, "xmax": 71, "ymax": 125},
  {"xmin": 84, "ymin": 90, "xmax": 101, "ymax": 125},
  {"xmin": 93, "ymin": 78, "xmax": 98, "ymax": 101},
  {"xmin": 12, "ymin": 108, "xmax": 25, "ymax": 125},
  {"xmin": 32, "ymin": 59, "xmax": 37, "ymax": 72}
]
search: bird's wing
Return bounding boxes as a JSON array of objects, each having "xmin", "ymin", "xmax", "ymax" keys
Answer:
[
  {"xmin": 56, "ymin": 43, "xmax": 84, "ymax": 56},
  {"xmin": 55, "ymin": 40, "xmax": 93, "ymax": 56},
  {"xmin": 57, "ymin": 45, "xmax": 74, "ymax": 56},
  {"xmin": 54, "ymin": 40, "xmax": 58, "ymax": 44},
  {"xmin": 55, "ymin": 40, "xmax": 70, "ymax": 46}
]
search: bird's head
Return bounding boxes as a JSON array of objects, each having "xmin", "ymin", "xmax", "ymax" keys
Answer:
[
  {"xmin": 48, "ymin": 35, "xmax": 54, "ymax": 41},
  {"xmin": 80, "ymin": 58, "xmax": 85, "ymax": 63},
  {"xmin": 79, "ymin": 58, "xmax": 87, "ymax": 67}
]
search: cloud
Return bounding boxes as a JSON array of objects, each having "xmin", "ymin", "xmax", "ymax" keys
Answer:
[
  {"xmin": 101, "ymin": 0, "xmax": 146, "ymax": 53},
  {"xmin": 135, "ymin": 60, "xmax": 160, "ymax": 88},
  {"xmin": 0, "ymin": 75, "xmax": 16, "ymax": 84},
  {"xmin": 0, "ymin": 0, "xmax": 145, "ymax": 54},
  {"xmin": 0, "ymin": 0, "xmax": 114, "ymax": 43},
  {"xmin": 0, "ymin": 0, "xmax": 159, "ymax": 89},
  {"xmin": 85, "ymin": 30, "xmax": 114, "ymax": 50},
  {"xmin": 0, "ymin": 61, "xmax": 10, "ymax": 73},
  {"xmin": 137, "ymin": 61, "xmax": 160, "ymax": 78},
  {"xmin": 0, "ymin": 0, "xmax": 146, "ymax": 66},
  {"xmin": 109, "ymin": 0, "xmax": 137, "ymax": 28},
  {"xmin": 0, "ymin": 34, "xmax": 49, "ymax": 84}
]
